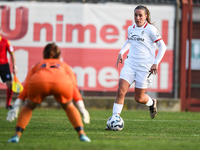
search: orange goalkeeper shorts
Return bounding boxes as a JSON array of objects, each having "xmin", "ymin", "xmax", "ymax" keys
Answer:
[{"xmin": 27, "ymin": 73, "xmax": 74, "ymax": 104}]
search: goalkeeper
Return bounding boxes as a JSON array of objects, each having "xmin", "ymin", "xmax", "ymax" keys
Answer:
[
  {"xmin": 7, "ymin": 42, "xmax": 91, "ymax": 143},
  {"xmin": 7, "ymin": 82, "xmax": 90, "ymax": 124}
]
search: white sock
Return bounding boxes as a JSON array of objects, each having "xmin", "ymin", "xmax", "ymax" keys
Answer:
[
  {"xmin": 112, "ymin": 103, "xmax": 123, "ymax": 116},
  {"xmin": 145, "ymin": 96, "xmax": 153, "ymax": 106}
]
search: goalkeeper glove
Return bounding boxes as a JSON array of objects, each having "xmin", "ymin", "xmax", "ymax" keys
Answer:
[{"xmin": 6, "ymin": 98, "xmax": 22, "ymax": 122}]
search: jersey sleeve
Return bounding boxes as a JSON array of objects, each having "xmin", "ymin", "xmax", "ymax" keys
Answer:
[
  {"xmin": 149, "ymin": 26, "xmax": 162, "ymax": 42},
  {"xmin": 119, "ymin": 39, "xmax": 130, "ymax": 55},
  {"xmin": 6, "ymin": 40, "xmax": 14, "ymax": 53},
  {"xmin": 154, "ymin": 39, "xmax": 166, "ymax": 65}
]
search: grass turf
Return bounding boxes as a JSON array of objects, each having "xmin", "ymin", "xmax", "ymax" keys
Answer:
[{"xmin": 0, "ymin": 108, "xmax": 200, "ymax": 150}]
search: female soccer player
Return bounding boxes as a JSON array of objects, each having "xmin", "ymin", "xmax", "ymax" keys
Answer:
[
  {"xmin": 7, "ymin": 42, "xmax": 91, "ymax": 142},
  {"xmin": 6, "ymin": 77, "xmax": 90, "ymax": 124},
  {"xmin": 107, "ymin": 5, "xmax": 166, "ymax": 126}
]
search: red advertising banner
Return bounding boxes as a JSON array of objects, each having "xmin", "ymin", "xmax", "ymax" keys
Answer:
[
  {"xmin": 0, "ymin": 47, "xmax": 173, "ymax": 92},
  {"xmin": 0, "ymin": 3, "xmax": 175, "ymax": 92}
]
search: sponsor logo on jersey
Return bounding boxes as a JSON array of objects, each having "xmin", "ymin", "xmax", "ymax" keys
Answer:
[{"xmin": 128, "ymin": 34, "xmax": 144, "ymax": 42}]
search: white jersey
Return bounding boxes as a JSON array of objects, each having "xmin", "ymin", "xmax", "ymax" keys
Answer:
[{"xmin": 119, "ymin": 22, "xmax": 164, "ymax": 71}]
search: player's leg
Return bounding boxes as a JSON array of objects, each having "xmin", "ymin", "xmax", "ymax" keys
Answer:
[
  {"xmin": 5, "ymin": 80, "xmax": 13, "ymax": 109},
  {"xmin": 7, "ymin": 99, "xmax": 37, "ymax": 143},
  {"xmin": 105, "ymin": 78, "xmax": 130, "ymax": 130},
  {"xmin": 53, "ymin": 79, "xmax": 91, "ymax": 142},
  {"xmin": 113, "ymin": 79, "xmax": 130, "ymax": 116},
  {"xmin": 60, "ymin": 101, "xmax": 84, "ymax": 134},
  {"xmin": 134, "ymin": 88, "xmax": 149, "ymax": 104},
  {"xmin": 73, "ymin": 87, "xmax": 90, "ymax": 124},
  {"xmin": 112, "ymin": 64, "xmax": 135, "ymax": 116},
  {"xmin": 59, "ymin": 100, "xmax": 91, "ymax": 142},
  {"xmin": 135, "ymin": 71, "xmax": 157, "ymax": 119},
  {"xmin": 15, "ymin": 100, "xmax": 37, "ymax": 137},
  {"xmin": 8, "ymin": 80, "xmax": 46, "ymax": 143},
  {"xmin": 134, "ymin": 87, "xmax": 157, "ymax": 118},
  {"xmin": 1, "ymin": 63, "xmax": 14, "ymax": 109}
]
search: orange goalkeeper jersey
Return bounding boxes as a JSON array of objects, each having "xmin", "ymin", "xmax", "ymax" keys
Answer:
[
  {"xmin": 25, "ymin": 59, "xmax": 77, "ymax": 104},
  {"xmin": 18, "ymin": 59, "xmax": 83, "ymax": 103}
]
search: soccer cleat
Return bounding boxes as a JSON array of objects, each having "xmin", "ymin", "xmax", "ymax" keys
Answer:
[
  {"xmin": 149, "ymin": 99, "xmax": 157, "ymax": 119},
  {"xmin": 79, "ymin": 134, "xmax": 91, "ymax": 142},
  {"xmin": 7, "ymin": 135, "xmax": 20, "ymax": 143},
  {"xmin": 6, "ymin": 105, "xmax": 13, "ymax": 110}
]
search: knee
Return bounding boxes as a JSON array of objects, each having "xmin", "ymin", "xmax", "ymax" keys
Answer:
[
  {"xmin": 116, "ymin": 87, "xmax": 126, "ymax": 98},
  {"xmin": 134, "ymin": 95, "xmax": 143, "ymax": 103},
  {"xmin": 6, "ymin": 81, "xmax": 12, "ymax": 89},
  {"xmin": 60, "ymin": 100, "xmax": 73, "ymax": 110},
  {"xmin": 26, "ymin": 99, "xmax": 37, "ymax": 110}
]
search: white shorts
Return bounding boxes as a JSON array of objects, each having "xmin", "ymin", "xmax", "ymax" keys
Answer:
[{"xmin": 119, "ymin": 64, "xmax": 153, "ymax": 89}]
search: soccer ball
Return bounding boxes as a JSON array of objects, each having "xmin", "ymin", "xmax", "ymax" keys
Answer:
[{"xmin": 106, "ymin": 115, "xmax": 124, "ymax": 131}]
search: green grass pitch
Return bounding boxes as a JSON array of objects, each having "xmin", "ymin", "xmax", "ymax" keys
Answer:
[{"xmin": 1, "ymin": 108, "xmax": 200, "ymax": 150}]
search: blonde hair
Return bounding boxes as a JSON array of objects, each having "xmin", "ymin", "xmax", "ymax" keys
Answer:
[
  {"xmin": 134, "ymin": 5, "xmax": 154, "ymax": 25},
  {"xmin": 43, "ymin": 42, "xmax": 61, "ymax": 59}
]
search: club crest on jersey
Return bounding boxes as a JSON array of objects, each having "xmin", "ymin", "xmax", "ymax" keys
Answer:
[
  {"xmin": 128, "ymin": 32, "xmax": 144, "ymax": 42},
  {"xmin": 6, "ymin": 74, "xmax": 10, "ymax": 79},
  {"xmin": 141, "ymin": 31, "xmax": 144, "ymax": 35}
]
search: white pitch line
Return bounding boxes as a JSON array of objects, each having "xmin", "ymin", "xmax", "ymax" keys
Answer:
[{"xmin": 91, "ymin": 118, "xmax": 200, "ymax": 122}]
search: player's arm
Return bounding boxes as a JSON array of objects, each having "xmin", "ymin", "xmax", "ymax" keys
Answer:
[
  {"xmin": 150, "ymin": 39, "xmax": 166, "ymax": 75},
  {"xmin": 6, "ymin": 40, "xmax": 16, "ymax": 71},
  {"xmin": 149, "ymin": 27, "xmax": 166, "ymax": 74},
  {"xmin": 116, "ymin": 40, "xmax": 130, "ymax": 68},
  {"xmin": 154, "ymin": 39, "xmax": 166, "ymax": 65},
  {"xmin": 69, "ymin": 66, "xmax": 90, "ymax": 124},
  {"xmin": 119, "ymin": 39, "xmax": 130, "ymax": 55},
  {"xmin": 7, "ymin": 40, "xmax": 17, "ymax": 75},
  {"xmin": 6, "ymin": 66, "xmax": 36, "ymax": 122},
  {"xmin": 74, "ymin": 86, "xmax": 90, "ymax": 124}
]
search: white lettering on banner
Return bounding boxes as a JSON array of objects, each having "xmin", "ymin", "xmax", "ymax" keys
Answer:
[
  {"xmin": 98, "ymin": 67, "xmax": 119, "ymax": 88},
  {"xmin": 73, "ymin": 66, "xmax": 119, "ymax": 88},
  {"xmin": 33, "ymin": 21, "xmax": 124, "ymax": 44},
  {"xmin": 73, "ymin": 66, "xmax": 96, "ymax": 87}
]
